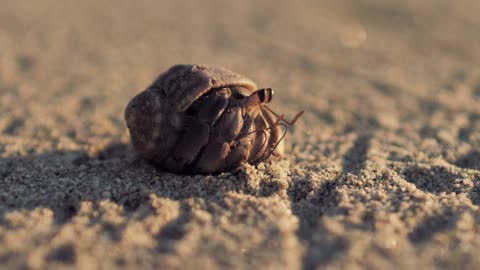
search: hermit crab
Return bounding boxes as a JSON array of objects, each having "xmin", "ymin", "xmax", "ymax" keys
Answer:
[{"xmin": 124, "ymin": 64, "xmax": 302, "ymax": 174}]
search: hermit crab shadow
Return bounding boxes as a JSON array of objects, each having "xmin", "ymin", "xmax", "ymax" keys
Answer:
[{"xmin": 0, "ymin": 142, "xmax": 250, "ymax": 225}]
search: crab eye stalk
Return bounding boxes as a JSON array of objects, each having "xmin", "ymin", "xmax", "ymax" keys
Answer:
[
  {"xmin": 263, "ymin": 88, "xmax": 273, "ymax": 103},
  {"xmin": 243, "ymin": 88, "xmax": 274, "ymax": 107}
]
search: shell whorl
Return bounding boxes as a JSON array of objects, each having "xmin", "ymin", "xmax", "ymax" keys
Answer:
[
  {"xmin": 124, "ymin": 88, "xmax": 181, "ymax": 163},
  {"xmin": 150, "ymin": 64, "xmax": 257, "ymax": 112}
]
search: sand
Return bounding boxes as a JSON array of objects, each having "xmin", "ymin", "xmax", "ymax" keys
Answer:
[{"xmin": 1, "ymin": 0, "xmax": 480, "ymax": 269}]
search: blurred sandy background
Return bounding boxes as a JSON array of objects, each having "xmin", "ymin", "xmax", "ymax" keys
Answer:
[{"xmin": 1, "ymin": 0, "xmax": 480, "ymax": 269}]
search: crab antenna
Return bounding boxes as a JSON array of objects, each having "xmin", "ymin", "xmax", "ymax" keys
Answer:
[
  {"xmin": 289, "ymin": 110, "xmax": 304, "ymax": 125},
  {"xmin": 263, "ymin": 105, "xmax": 304, "ymax": 126},
  {"xmin": 272, "ymin": 114, "xmax": 285, "ymax": 127}
]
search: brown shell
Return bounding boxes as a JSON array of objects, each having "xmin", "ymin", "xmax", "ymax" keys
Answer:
[
  {"xmin": 125, "ymin": 64, "xmax": 284, "ymax": 174},
  {"xmin": 151, "ymin": 64, "xmax": 257, "ymax": 112}
]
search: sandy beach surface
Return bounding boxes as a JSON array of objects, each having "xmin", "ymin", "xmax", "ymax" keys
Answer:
[{"xmin": 1, "ymin": 0, "xmax": 480, "ymax": 269}]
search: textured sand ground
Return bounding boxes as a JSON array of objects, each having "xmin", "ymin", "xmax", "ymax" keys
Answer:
[{"xmin": 1, "ymin": 0, "xmax": 480, "ymax": 269}]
